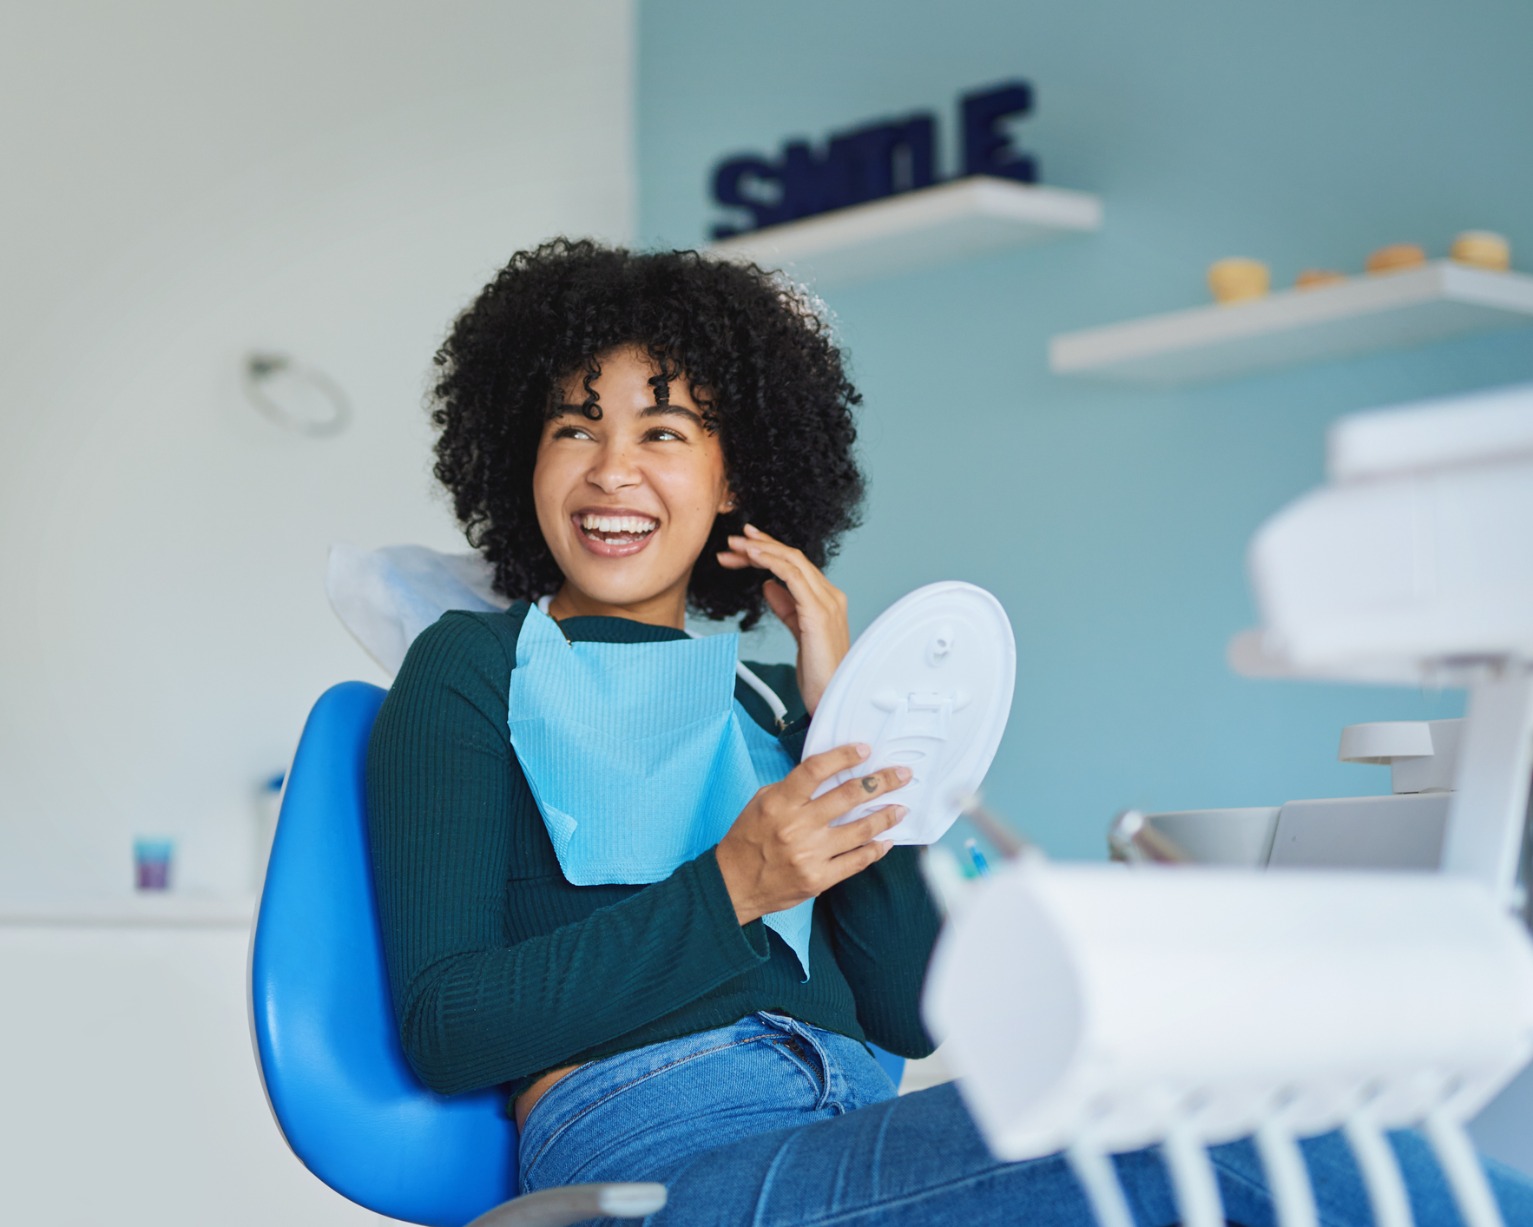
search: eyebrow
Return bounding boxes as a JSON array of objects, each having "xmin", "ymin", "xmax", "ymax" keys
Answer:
[{"xmin": 550, "ymin": 402, "xmax": 706, "ymax": 427}]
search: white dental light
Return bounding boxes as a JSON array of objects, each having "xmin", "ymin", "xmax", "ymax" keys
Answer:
[{"xmin": 924, "ymin": 860, "xmax": 1533, "ymax": 1227}]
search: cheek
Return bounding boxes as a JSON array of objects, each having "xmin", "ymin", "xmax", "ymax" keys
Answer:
[
  {"xmin": 675, "ymin": 447, "xmax": 729, "ymax": 506},
  {"xmin": 531, "ymin": 454, "xmax": 569, "ymax": 527},
  {"xmin": 661, "ymin": 466, "xmax": 728, "ymax": 518}
]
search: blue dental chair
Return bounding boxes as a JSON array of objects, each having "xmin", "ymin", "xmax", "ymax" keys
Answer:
[
  {"xmin": 249, "ymin": 681, "xmax": 665, "ymax": 1226},
  {"xmin": 249, "ymin": 681, "xmax": 907, "ymax": 1227}
]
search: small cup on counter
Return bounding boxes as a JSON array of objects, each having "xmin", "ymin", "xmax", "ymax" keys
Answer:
[{"xmin": 133, "ymin": 837, "xmax": 175, "ymax": 891}]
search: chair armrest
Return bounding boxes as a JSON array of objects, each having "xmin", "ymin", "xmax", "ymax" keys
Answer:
[{"xmin": 466, "ymin": 1182, "xmax": 667, "ymax": 1226}]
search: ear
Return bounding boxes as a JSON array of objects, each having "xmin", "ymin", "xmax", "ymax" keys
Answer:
[{"xmin": 718, "ymin": 486, "xmax": 738, "ymax": 516}]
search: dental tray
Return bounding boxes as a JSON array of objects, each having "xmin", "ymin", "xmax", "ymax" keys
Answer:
[{"xmin": 804, "ymin": 581, "xmax": 1016, "ymax": 845}]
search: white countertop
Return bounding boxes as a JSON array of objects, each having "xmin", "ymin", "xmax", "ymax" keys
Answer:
[{"xmin": 0, "ymin": 892, "xmax": 259, "ymax": 928}]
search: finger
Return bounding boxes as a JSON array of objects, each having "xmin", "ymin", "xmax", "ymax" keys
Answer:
[
  {"xmin": 741, "ymin": 524, "xmax": 824, "ymax": 566},
  {"xmin": 741, "ymin": 524, "xmax": 820, "ymax": 572},
  {"xmin": 812, "ymin": 765, "xmax": 912, "ymax": 823},
  {"xmin": 715, "ymin": 547, "xmax": 755, "ymax": 569},
  {"xmin": 721, "ymin": 538, "xmax": 785, "ymax": 576},
  {"xmin": 728, "ymin": 530, "xmax": 813, "ymax": 576},
  {"xmin": 728, "ymin": 533, "xmax": 812, "ymax": 575},
  {"xmin": 828, "ymin": 804, "xmax": 906, "ymax": 856},
  {"xmin": 824, "ymin": 838, "xmax": 894, "ymax": 886},
  {"xmin": 728, "ymin": 536, "xmax": 840, "ymax": 618},
  {"xmin": 789, "ymin": 742, "xmax": 873, "ymax": 798}
]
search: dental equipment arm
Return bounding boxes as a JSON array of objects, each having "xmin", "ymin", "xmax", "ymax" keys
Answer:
[
  {"xmin": 1237, "ymin": 381, "xmax": 1533, "ymax": 908},
  {"xmin": 924, "ymin": 383, "xmax": 1533, "ymax": 1227}
]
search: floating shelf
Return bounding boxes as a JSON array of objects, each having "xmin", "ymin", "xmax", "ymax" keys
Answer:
[
  {"xmin": 709, "ymin": 177, "xmax": 1102, "ymax": 289},
  {"xmin": 1050, "ymin": 261, "xmax": 1533, "ymax": 385},
  {"xmin": 0, "ymin": 892, "xmax": 258, "ymax": 929}
]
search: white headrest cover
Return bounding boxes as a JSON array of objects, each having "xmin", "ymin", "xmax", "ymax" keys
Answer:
[{"xmin": 326, "ymin": 543, "xmax": 507, "ymax": 675}]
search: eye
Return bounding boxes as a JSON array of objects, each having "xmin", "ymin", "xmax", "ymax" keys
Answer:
[
  {"xmin": 646, "ymin": 427, "xmax": 687, "ymax": 443},
  {"xmin": 551, "ymin": 424, "xmax": 593, "ymax": 441}
]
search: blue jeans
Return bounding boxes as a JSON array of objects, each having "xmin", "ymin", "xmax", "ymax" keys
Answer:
[{"xmin": 517, "ymin": 1011, "xmax": 1533, "ymax": 1225}]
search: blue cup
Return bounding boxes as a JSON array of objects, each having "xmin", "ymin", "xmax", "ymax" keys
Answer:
[{"xmin": 133, "ymin": 837, "xmax": 175, "ymax": 891}]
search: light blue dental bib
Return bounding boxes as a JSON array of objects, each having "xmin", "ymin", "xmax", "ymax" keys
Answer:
[{"xmin": 506, "ymin": 604, "xmax": 814, "ymax": 979}]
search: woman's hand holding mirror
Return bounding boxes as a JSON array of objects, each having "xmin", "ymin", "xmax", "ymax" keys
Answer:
[{"xmin": 715, "ymin": 743, "xmax": 911, "ymax": 926}]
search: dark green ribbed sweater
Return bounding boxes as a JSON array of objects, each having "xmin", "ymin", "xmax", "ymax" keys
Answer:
[{"xmin": 365, "ymin": 602, "xmax": 942, "ymax": 1103}]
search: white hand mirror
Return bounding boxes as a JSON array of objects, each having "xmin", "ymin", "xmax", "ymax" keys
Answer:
[{"xmin": 804, "ymin": 581, "xmax": 1015, "ymax": 845}]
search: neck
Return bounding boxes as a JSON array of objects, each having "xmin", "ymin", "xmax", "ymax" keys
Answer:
[{"xmin": 546, "ymin": 585, "xmax": 688, "ymax": 630}]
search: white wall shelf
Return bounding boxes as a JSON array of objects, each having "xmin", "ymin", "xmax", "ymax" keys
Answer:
[
  {"xmin": 709, "ymin": 177, "xmax": 1102, "ymax": 289},
  {"xmin": 0, "ymin": 892, "xmax": 258, "ymax": 929},
  {"xmin": 1050, "ymin": 261, "xmax": 1533, "ymax": 385}
]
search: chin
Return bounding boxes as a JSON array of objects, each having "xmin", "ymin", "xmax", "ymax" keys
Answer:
[{"xmin": 560, "ymin": 567, "xmax": 688, "ymax": 615}]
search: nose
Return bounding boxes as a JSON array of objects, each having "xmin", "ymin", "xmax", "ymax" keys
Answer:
[{"xmin": 585, "ymin": 437, "xmax": 641, "ymax": 493}]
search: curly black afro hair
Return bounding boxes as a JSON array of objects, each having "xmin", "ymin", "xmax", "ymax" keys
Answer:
[{"xmin": 429, "ymin": 237, "xmax": 865, "ymax": 629}]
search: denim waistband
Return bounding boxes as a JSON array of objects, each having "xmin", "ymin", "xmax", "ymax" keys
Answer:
[{"xmin": 516, "ymin": 1011, "xmax": 898, "ymax": 1193}]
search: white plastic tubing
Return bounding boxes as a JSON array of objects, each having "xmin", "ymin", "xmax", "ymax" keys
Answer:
[{"xmin": 923, "ymin": 861, "xmax": 1533, "ymax": 1227}]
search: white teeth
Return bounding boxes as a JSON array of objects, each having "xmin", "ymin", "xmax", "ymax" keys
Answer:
[{"xmin": 580, "ymin": 514, "xmax": 657, "ymax": 534}]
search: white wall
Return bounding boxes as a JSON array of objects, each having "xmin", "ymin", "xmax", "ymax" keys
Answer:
[{"xmin": 0, "ymin": 0, "xmax": 636, "ymax": 900}]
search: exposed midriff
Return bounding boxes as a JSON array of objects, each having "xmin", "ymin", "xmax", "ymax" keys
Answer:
[{"xmin": 513, "ymin": 1062, "xmax": 586, "ymax": 1131}]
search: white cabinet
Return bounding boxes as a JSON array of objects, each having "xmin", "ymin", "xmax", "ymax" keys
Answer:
[{"xmin": 0, "ymin": 921, "xmax": 385, "ymax": 1227}]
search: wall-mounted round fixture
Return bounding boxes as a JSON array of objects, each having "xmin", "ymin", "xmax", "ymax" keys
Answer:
[{"xmin": 243, "ymin": 352, "xmax": 351, "ymax": 438}]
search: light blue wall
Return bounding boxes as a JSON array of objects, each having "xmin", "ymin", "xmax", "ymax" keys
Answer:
[{"xmin": 637, "ymin": 0, "xmax": 1533, "ymax": 858}]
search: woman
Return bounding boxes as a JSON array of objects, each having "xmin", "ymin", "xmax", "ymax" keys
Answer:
[{"xmin": 367, "ymin": 239, "xmax": 1533, "ymax": 1225}]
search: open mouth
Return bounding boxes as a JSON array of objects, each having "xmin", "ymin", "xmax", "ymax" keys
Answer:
[{"xmin": 575, "ymin": 512, "xmax": 659, "ymax": 554}]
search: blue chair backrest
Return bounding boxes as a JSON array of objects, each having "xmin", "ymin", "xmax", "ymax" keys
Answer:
[{"xmin": 250, "ymin": 682, "xmax": 517, "ymax": 1227}]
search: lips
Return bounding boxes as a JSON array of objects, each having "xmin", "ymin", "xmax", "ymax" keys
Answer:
[{"xmin": 572, "ymin": 509, "xmax": 659, "ymax": 557}]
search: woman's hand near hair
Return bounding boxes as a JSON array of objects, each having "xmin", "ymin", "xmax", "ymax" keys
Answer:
[
  {"xmin": 716, "ymin": 523, "xmax": 849, "ymax": 715},
  {"xmin": 715, "ymin": 743, "xmax": 911, "ymax": 926}
]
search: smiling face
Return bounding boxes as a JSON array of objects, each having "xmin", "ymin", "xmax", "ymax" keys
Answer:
[{"xmin": 533, "ymin": 346, "xmax": 734, "ymax": 628}]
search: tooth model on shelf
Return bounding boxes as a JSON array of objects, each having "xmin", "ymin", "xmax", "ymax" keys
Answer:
[{"xmin": 1050, "ymin": 260, "xmax": 1533, "ymax": 384}]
